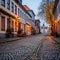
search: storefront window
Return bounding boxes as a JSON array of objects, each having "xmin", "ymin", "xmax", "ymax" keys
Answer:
[{"xmin": 1, "ymin": 16, "xmax": 5, "ymax": 31}]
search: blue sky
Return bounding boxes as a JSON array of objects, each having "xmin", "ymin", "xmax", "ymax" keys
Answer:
[{"xmin": 23, "ymin": 0, "xmax": 42, "ymax": 16}]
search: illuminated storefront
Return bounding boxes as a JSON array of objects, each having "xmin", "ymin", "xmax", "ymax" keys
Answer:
[{"xmin": 25, "ymin": 23, "xmax": 32, "ymax": 35}]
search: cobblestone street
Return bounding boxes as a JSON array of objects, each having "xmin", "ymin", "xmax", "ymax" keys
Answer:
[
  {"xmin": 37, "ymin": 36, "xmax": 60, "ymax": 60},
  {"xmin": 0, "ymin": 34, "xmax": 42, "ymax": 60},
  {"xmin": 0, "ymin": 34, "xmax": 60, "ymax": 60}
]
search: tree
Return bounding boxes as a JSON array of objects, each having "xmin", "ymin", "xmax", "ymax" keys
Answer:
[
  {"xmin": 38, "ymin": 0, "xmax": 55, "ymax": 24},
  {"xmin": 38, "ymin": 0, "xmax": 55, "ymax": 35},
  {"xmin": 38, "ymin": 2, "xmax": 46, "ymax": 18},
  {"xmin": 45, "ymin": 2, "xmax": 54, "ymax": 25}
]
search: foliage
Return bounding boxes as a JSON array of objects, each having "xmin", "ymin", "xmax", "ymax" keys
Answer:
[
  {"xmin": 17, "ymin": 28, "xmax": 23, "ymax": 37},
  {"xmin": 38, "ymin": 0, "xmax": 55, "ymax": 25},
  {"xmin": 6, "ymin": 28, "xmax": 14, "ymax": 38},
  {"xmin": 38, "ymin": 2, "xmax": 46, "ymax": 18},
  {"xmin": 45, "ymin": 3, "xmax": 54, "ymax": 25}
]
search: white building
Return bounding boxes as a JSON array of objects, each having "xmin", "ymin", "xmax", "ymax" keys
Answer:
[{"xmin": 0, "ymin": 0, "xmax": 35, "ymax": 38}]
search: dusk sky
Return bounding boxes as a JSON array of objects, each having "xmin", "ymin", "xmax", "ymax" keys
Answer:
[
  {"xmin": 23, "ymin": 0, "xmax": 49, "ymax": 27},
  {"xmin": 23, "ymin": 0, "xmax": 42, "ymax": 17}
]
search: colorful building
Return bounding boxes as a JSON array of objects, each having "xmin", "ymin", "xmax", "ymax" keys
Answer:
[{"xmin": 0, "ymin": 0, "xmax": 36, "ymax": 38}]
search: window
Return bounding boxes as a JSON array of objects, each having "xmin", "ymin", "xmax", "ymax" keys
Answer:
[
  {"xmin": 18, "ymin": 8, "xmax": 20, "ymax": 16},
  {"xmin": 1, "ymin": 16, "xmax": 5, "ymax": 31},
  {"xmin": 15, "ymin": 5, "xmax": 17, "ymax": 14},
  {"xmin": 18, "ymin": 0, "xmax": 22, "ymax": 4},
  {"xmin": 1, "ymin": 0, "xmax": 5, "ymax": 7},
  {"xmin": 7, "ymin": 0, "xmax": 10, "ymax": 10},
  {"xmin": 11, "ymin": 2, "xmax": 14, "ymax": 12}
]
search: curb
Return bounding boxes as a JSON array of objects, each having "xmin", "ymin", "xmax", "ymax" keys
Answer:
[
  {"xmin": 0, "ymin": 34, "xmax": 41, "ymax": 44},
  {"xmin": 0, "ymin": 38, "xmax": 21, "ymax": 44}
]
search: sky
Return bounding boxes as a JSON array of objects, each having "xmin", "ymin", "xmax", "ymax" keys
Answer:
[
  {"xmin": 23, "ymin": 0, "xmax": 49, "ymax": 27},
  {"xmin": 23, "ymin": 0, "xmax": 42, "ymax": 17}
]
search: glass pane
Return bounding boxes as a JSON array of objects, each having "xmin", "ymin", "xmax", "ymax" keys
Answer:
[{"xmin": 1, "ymin": 16, "xmax": 5, "ymax": 31}]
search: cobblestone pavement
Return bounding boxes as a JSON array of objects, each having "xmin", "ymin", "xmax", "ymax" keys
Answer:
[
  {"xmin": 0, "ymin": 34, "xmax": 42, "ymax": 60},
  {"xmin": 37, "ymin": 36, "xmax": 60, "ymax": 60},
  {"xmin": 0, "ymin": 34, "xmax": 60, "ymax": 60}
]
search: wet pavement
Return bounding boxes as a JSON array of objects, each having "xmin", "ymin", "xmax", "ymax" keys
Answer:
[{"xmin": 0, "ymin": 34, "xmax": 60, "ymax": 60}]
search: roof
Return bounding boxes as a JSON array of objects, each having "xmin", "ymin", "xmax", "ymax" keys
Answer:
[
  {"xmin": 28, "ymin": 10, "xmax": 35, "ymax": 16},
  {"xmin": 14, "ymin": 0, "xmax": 32, "ymax": 18},
  {"xmin": 23, "ymin": 5, "xmax": 30, "ymax": 10},
  {"xmin": 23, "ymin": 5, "xmax": 35, "ymax": 16}
]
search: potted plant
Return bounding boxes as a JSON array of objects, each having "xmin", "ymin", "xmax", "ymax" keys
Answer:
[
  {"xmin": 17, "ymin": 28, "xmax": 23, "ymax": 37},
  {"xmin": 6, "ymin": 28, "xmax": 14, "ymax": 38}
]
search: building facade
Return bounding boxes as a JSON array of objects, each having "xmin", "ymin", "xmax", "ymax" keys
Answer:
[
  {"xmin": 35, "ymin": 19, "xmax": 40, "ymax": 34},
  {"xmin": 53, "ymin": 0, "xmax": 60, "ymax": 36},
  {"xmin": 0, "ymin": 0, "xmax": 35, "ymax": 38},
  {"xmin": 23, "ymin": 5, "xmax": 36, "ymax": 35},
  {"xmin": 23, "ymin": 5, "xmax": 35, "ymax": 20}
]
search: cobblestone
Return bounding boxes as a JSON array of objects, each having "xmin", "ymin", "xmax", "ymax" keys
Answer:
[
  {"xmin": 0, "ymin": 34, "xmax": 60, "ymax": 60},
  {"xmin": 0, "ymin": 34, "xmax": 42, "ymax": 60},
  {"xmin": 37, "ymin": 36, "xmax": 60, "ymax": 60}
]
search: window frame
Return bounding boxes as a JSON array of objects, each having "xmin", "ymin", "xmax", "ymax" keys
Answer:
[
  {"xmin": 1, "ymin": 16, "xmax": 5, "ymax": 31},
  {"xmin": 1, "ymin": 0, "xmax": 5, "ymax": 7},
  {"xmin": 11, "ymin": 2, "xmax": 14, "ymax": 13},
  {"xmin": 7, "ymin": 0, "xmax": 10, "ymax": 10}
]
